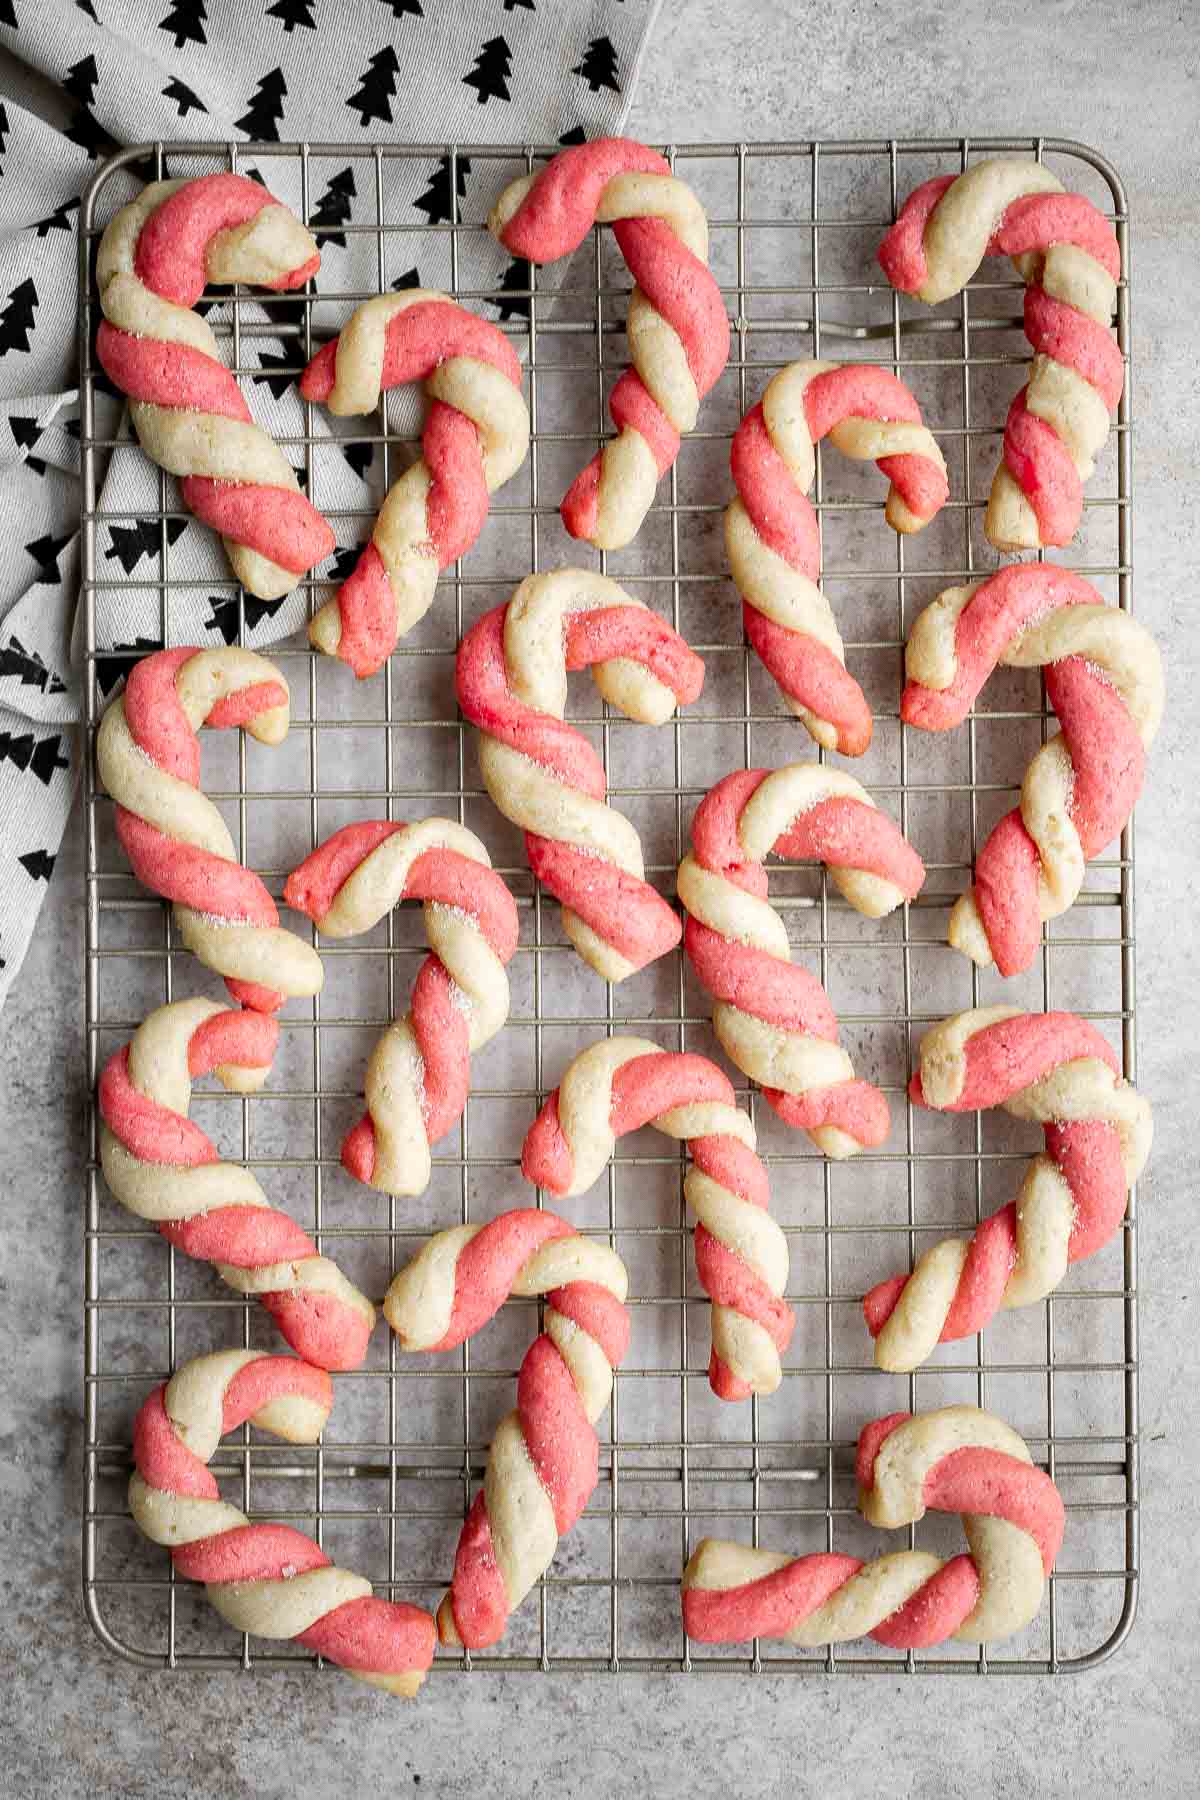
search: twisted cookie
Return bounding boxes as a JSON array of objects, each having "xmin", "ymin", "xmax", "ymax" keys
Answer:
[
  {"xmin": 97, "ymin": 647, "xmax": 324, "ymax": 1013},
  {"xmin": 456, "ymin": 570, "xmax": 704, "ymax": 981},
  {"xmin": 98, "ymin": 998, "xmax": 375, "ymax": 1371},
  {"xmin": 131, "ymin": 1349, "xmax": 435, "ymax": 1695},
  {"xmin": 96, "ymin": 173, "xmax": 334, "ymax": 598},
  {"xmin": 284, "ymin": 818, "xmax": 519, "ymax": 1197},
  {"xmin": 489, "ymin": 136, "xmax": 729, "ymax": 549},
  {"xmin": 300, "ymin": 293, "xmax": 529, "ymax": 677},
  {"xmin": 679, "ymin": 766, "xmax": 924, "ymax": 1157},
  {"xmin": 523, "ymin": 1038, "xmax": 793, "ymax": 1400},
  {"xmin": 384, "ymin": 1208, "xmax": 629, "ymax": 1650},
  {"xmin": 903, "ymin": 565, "xmax": 1163, "ymax": 975},
  {"xmin": 729, "ymin": 362, "xmax": 948, "ymax": 754},
  {"xmin": 864, "ymin": 1008, "xmax": 1152, "ymax": 1372},
  {"xmin": 879, "ymin": 158, "xmax": 1123, "ymax": 551},
  {"xmin": 684, "ymin": 1404, "xmax": 1064, "ymax": 1649}
]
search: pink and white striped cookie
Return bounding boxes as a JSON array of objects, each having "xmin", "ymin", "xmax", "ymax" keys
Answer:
[
  {"xmin": 99, "ymin": 998, "xmax": 375, "ymax": 1371},
  {"xmin": 863, "ymin": 1008, "xmax": 1152, "ymax": 1372},
  {"xmin": 489, "ymin": 136, "xmax": 729, "ymax": 550},
  {"xmin": 879, "ymin": 158, "xmax": 1123, "ymax": 552},
  {"xmin": 97, "ymin": 646, "xmax": 323, "ymax": 1013},
  {"xmin": 456, "ymin": 569, "xmax": 704, "ymax": 982},
  {"xmin": 285, "ymin": 817, "xmax": 519, "ymax": 1197},
  {"xmin": 300, "ymin": 294, "xmax": 529, "ymax": 676},
  {"xmin": 679, "ymin": 764, "xmax": 925, "ymax": 1157},
  {"xmin": 684, "ymin": 1404, "xmax": 1064, "ymax": 1648},
  {"xmin": 728, "ymin": 361, "xmax": 947, "ymax": 754},
  {"xmin": 131, "ymin": 1348, "xmax": 435, "ymax": 1695},
  {"xmin": 384, "ymin": 1208, "xmax": 629, "ymax": 1651},
  {"xmin": 522, "ymin": 1039, "xmax": 794, "ymax": 1401},
  {"xmin": 97, "ymin": 173, "xmax": 334, "ymax": 597}
]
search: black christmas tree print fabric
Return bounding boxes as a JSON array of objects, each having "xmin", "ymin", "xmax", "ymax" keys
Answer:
[{"xmin": 0, "ymin": 0, "xmax": 662, "ymax": 1011}]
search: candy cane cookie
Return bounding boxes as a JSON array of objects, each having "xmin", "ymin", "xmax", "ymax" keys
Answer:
[
  {"xmin": 679, "ymin": 766, "xmax": 925, "ymax": 1157},
  {"xmin": 300, "ymin": 294, "xmax": 529, "ymax": 677},
  {"xmin": 522, "ymin": 1039, "xmax": 793, "ymax": 1400},
  {"xmin": 456, "ymin": 570, "xmax": 704, "ymax": 981},
  {"xmin": 131, "ymin": 1350, "xmax": 435, "ymax": 1694},
  {"xmin": 684, "ymin": 1405, "xmax": 1064, "ymax": 1649},
  {"xmin": 489, "ymin": 136, "xmax": 729, "ymax": 549},
  {"xmin": 284, "ymin": 819, "xmax": 519, "ymax": 1197},
  {"xmin": 729, "ymin": 362, "xmax": 948, "ymax": 754},
  {"xmin": 98, "ymin": 998, "xmax": 376, "ymax": 1371},
  {"xmin": 903, "ymin": 565, "xmax": 1163, "ymax": 976},
  {"xmin": 96, "ymin": 173, "xmax": 334, "ymax": 598},
  {"xmin": 385, "ymin": 1208, "xmax": 629, "ymax": 1649},
  {"xmin": 864, "ymin": 1009, "xmax": 1152, "ymax": 1373},
  {"xmin": 97, "ymin": 647, "xmax": 323, "ymax": 1013},
  {"xmin": 879, "ymin": 159, "xmax": 1123, "ymax": 552}
]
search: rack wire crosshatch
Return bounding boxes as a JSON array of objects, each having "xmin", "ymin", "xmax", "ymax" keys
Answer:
[{"xmin": 80, "ymin": 137, "xmax": 1137, "ymax": 1679}]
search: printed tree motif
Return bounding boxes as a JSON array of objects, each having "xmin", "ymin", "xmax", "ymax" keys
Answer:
[
  {"xmin": 494, "ymin": 258, "xmax": 532, "ymax": 322},
  {"xmin": 104, "ymin": 517, "xmax": 187, "ymax": 576},
  {"xmin": 96, "ymin": 637, "xmax": 162, "ymax": 697},
  {"xmin": 504, "ymin": 0, "xmax": 535, "ymax": 9},
  {"xmin": 391, "ymin": 266, "xmax": 420, "ymax": 290},
  {"xmin": 0, "ymin": 636, "xmax": 67, "ymax": 695},
  {"xmin": 77, "ymin": 0, "xmax": 100, "ymax": 19},
  {"xmin": 464, "ymin": 35, "xmax": 513, "ymax": 104},
  {"xmin": 342, "ymin": 441, "xmax": 374, "ymax": 481},
  {"xmin": 63, "ymin": 56, "xmax": 118, "ymax": 162},
  {"xmin": 0, "ymin": 104, "xmax": 8, "ymax": 179},
  {"xmin": 0, "ymin": 1, "xmax": 14, "ymax": 28},
  {"xmin": 573, "ymin": 35, "xmax": 621, "ymax": 93},
  {"xmin": 414, "ymin": 154, "xmax": 471, "ymax": 225},
  {"xmin": 252, "ymin": 349, "xmax": 296, "ymax": 400},
  {"xmin": 25, "ymin": 532, "xmax": 71, "ymax": 583},
  {"xmin": 204, "ymin": 591, "xmax": 287, "ymax": 645},
  {"xmin": 346, "ymin": 45, "xmax": 400, "ymax": 127},
  {"xmin": 159, "ymin": 0, "xmax": 207, "ymax": 48},
  {"xmin": 9, "ymin": 414, "xmax": 47, "ymax": 475},
  {"xmin": 327, "ymin": 545, "xmax": 362, "ymax": 584},
  {"xmin": 163, "ymin": 78, "xmax": 207, "ymax": 117},
  {"xmin": 378, "ymin": 0, "xmax": 423, "ymax": 14},
  {"xmin": 236, "ymin": 68, "xmax": 288, "ymax": 141},
  {"xmin": 309, "ymin": 167, "xmax": 356, "ymax": 249},
  {"xmin": 559, "ymin": 125, "xmax": 588, "ymax": 146},
  {"xmin": 19, "ymin": 849, "xmax": 57, "ymax": 882},
  {"xmin": 32, "ymin": 199, "xmax": 79, "ymax": 239},
  {"xmin": 265, "ymin": 0, "xmax": 316, "ymax": 28},
  {"xmin": 0, "ymin": 731, "xmax": 70, "ymax": 788},
  {"xmin": 0, "ymin": 279, "xmax": 38, "ymax": 357}
]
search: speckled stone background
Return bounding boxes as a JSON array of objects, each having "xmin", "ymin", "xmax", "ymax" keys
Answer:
[{"xmin": 2, "ymin": 3, "xmax": 1198, "ymax": 1794}]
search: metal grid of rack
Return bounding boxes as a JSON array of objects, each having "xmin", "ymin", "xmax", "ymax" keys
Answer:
[{"xmin": 80, "ymin": 137, "xmax": 1137, "ymax": 1678}]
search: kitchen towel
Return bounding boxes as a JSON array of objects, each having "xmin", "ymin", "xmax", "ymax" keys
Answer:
[{"xmin": 0, "ymin": 0, "xmax": 663, "ymax": 1008}]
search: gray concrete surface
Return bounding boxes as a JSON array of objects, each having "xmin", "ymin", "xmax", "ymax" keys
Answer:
[{"xmin": 2, "ymin": 2, "xmax": 1198, "ymax": 1793}]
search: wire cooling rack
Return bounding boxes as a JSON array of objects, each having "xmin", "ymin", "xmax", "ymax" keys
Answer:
[{"xmin": 79, "ymin": 137, "xmax": 1137, "ymax": 1678}]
